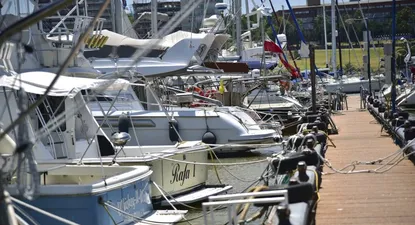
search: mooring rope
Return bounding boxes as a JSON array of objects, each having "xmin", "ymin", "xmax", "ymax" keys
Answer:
[
  {"xmin": 316, "ymin": 137, "xmax": 415, "ymax": 174},
  {"xmin": 150, "ymin": 155, "xmax": 269, "ymax": 166}
]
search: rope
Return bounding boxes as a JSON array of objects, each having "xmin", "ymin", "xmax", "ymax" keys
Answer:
[
  {"xmin": 11, "ymin": 197, "xmax": 79, "ymax": 225},
  {"xmin": 207, "ymin": 146, "xmax": 269, "ymax": 182},
  {"xmin": 152, "ymin": 181, "xmax": 199, "ymax": 210},
  {"xmin": 102, "ymin": 200, "xmax": 222, "ymax": 224},
  {"xmin": 318, "ymin": 137, "xmax": 415, "ymax": 174},
  {"xmin": 208, "ymin": 150, "xmax": 223, "ymax": 184},
  {"xmin": 150, "ymin": 155, "xmax": 268, "ymax": 166},
  {"xmin": 102, "ymin": 204, "xmax": 117, "ymax": 225}
]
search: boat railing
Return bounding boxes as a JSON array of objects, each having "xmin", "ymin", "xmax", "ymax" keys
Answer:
[
  {"xmin": 0, "ymin": 42, "xmax": 15, "ymax": 72},
  {"xmin": 234, "ymin": 106, "xmax": 286, "ymax": 131},
  {"xmin": 202, "ymin": 190, "xmax": 289, "ymax": 225},
  {"xmin": 36, "ymin": 0, "xmax": 107, "ymax": 51}
]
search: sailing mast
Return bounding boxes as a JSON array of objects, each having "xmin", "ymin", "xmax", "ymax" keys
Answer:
[
  {"xmin": 331, "ymin": 0, "xmax": 337, "ymax": 77},
  {"xmin": 235, "ymin": 0, "xmax": 242, "ymax": 56},
  {"xmin": 336, "ymin": 0, "xmax": 343, "ymax": 75},
  {"xmin": 245, "ymin": 0, "xmax": 252, "ymax": 48},
  {"xmin": 323, "ymin": 0, "xmax": 328, "ymax": 68},
  {"xmin": 151, "ymin": 0, "xmax": 158, "ymax": 38},
  {"xmin": 282, "ymin": 5, "xmax": 286, "ymax": 34}
]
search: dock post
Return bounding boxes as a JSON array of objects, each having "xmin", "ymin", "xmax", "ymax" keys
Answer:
[{"xmin": 310, "ymin": 45, "xmax": 317, "ymax": 114}]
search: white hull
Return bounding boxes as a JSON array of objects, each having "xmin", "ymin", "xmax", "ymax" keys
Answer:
[
  {"xmin": 323, "ymin": 77, "xmax": 385, "ymax": 93},
  {"xmin": 91, "ymin": 109, "xmax": 278, "ymax": 153},
  {"xmin": 36, "ymin": 145, "xmax": 231, "ymax": 204}
]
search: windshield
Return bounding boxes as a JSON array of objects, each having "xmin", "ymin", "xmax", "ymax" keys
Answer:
[{"xmin": 83, "ymin": 89, "xmax": 137, "ymax": 102}]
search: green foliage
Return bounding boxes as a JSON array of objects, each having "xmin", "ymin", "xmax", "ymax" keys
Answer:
[
  {"xmin": 280, "ymin": 6, "xmax": 415, "ymax": 45},
  {"xmin": 127, "ymin": 14, "xmax": 134, "ymax": 23},
  {"xmin": 397, "ymin": 6, "xmax": 415, "ymax": 34},
  {"xmin": 343, "ymin": 62, "xmax": 357, "ymax": 74}
]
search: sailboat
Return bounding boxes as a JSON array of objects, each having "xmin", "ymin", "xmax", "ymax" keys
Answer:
[{"xmin": 321, "ymin": 0, "xmax": 385, "ymax": 94}]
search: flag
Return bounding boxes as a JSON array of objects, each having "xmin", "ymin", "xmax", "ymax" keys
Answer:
[{"xmin": 264, "ymin": 40, "xmax": 300, "ymax": 79}]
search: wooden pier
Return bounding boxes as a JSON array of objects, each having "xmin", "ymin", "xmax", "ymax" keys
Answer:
[{"xmin": 317, "ymin": 95, "xmax": 415, "ymax": 225}]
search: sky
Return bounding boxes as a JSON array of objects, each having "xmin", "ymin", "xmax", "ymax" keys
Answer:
[{"xmin": 127, "ymin": 0, "xmax": 352, "ymax": 12}]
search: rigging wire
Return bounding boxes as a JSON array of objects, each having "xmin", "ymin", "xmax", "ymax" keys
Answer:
[
  {"xmin": 356, "ymin": 0, "xmax": 381, "ymax": 69},
  {"xmin": 267, "ymin": 0, "xmax": 301, "ymax": 75},
  {"xmin": 0, "ymin": 0, "xmax": 111, "ymax": 142},
  {"xmin": 339, "ymin": 0, "xmax": 364, "ymax": 54},
  {"xmin": 335, "ymin": 4, "xmax": 362, "ymax": 70},
  {"xmin": 0, "ymin": 0, "xmax": 205, "ymax": 143}
]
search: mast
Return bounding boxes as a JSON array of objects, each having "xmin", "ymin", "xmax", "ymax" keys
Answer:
[
  {"xmin": 323, "ymin": 0, "xmax": 328, "ymax": 68},
  {"xmin": 282, "ymin": 5, "xmax": 286, "ymax": 34},
  {"xmin": 151, "ymin": 0, "xmax": 158, "ymax": 38},
  {"xmin": 391, "ymin": 0, "xmax": 397, "ymax": 113},
  {"xmin": 331, "ymin": 0, "xmax": 337, "ymax": 77},
  {"xmin": 245, "ymin": 0, "xmax": 251, "ymax": 48},
  {"xmin": 336, "ymin": 0, "xmax": 343, "ymax": 76},
  {"xmin": 235, "ymin": 0, "xmax": 242, "ymax": 56},
  {"xmin": 114, "ymin": 0, "xmax": 123, "ymax": 34}
]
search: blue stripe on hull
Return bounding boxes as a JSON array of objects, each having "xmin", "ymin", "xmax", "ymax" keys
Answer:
[{"xmin": 16, "ymin": 176, "xmax": 153, "ymax": 225}]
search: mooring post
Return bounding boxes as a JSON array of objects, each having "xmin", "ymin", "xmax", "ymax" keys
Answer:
[{"xmin": 310, "ymin": 45, "xmax": 317, "ymax": 114}]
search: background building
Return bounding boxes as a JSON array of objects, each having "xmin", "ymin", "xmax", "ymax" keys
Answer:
[
  {"xmin": 277, "ymin": 0, "xmax": 415, "ymax": 31},
  {"xmin": 132, "ymin": 0, "xmax": 181, "ymax": 38},
  {"xmin": 38, "ymin": 0, "xmax": 117, "ymax": 31}
]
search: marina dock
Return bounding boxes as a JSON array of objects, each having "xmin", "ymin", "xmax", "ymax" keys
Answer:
[{"xmin": 317, "ymin": 95, "xmax": 415, "ymax": 224}]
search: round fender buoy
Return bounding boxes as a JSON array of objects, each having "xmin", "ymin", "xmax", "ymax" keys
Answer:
[{"xmin": 202, "ymin": 131, "xmax": 217, "ymax": 144}]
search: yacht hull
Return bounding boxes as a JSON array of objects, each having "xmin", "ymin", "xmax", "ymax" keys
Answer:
[
  {"xmin": 36, "ymin": 148, "xmax": 230, "ymax": 208},
  {"xmin": 94, "ymin": 112, "xmax": 278, "ymax": 153},
  {"xmin": 118, "ymin": 151, "xmax": 210, "ymax": 202},
  {"xmin": 10, "ymin": 167, "xmax": 153, "ymax": 225},
  {"xmin": 324, "ymin": 78, "xmax": 384, "ymax": 93}
]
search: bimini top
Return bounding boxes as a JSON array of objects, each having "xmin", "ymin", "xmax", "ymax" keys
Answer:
[{"xmin": 0, "ymin": 71, "xmax": 129, "ymax": 97}]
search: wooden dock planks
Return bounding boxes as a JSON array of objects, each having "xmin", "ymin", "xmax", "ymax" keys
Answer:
[{"xmin": 316, "ymin": 95, "xmax": 415, "ymax": 225}]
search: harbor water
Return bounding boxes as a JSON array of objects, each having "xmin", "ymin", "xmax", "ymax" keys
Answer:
[{"xmin": 178, "ymin": 146, "xmax": 283, "ymax": 224}]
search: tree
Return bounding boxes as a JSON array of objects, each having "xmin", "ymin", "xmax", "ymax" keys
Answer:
[
  {"xmin": 397, "ymin": 6, "xmax": 415, "ymax": 35},
  {"xmin": 128, "ymin": 14, "xmax": 134, "ymax": 23}
]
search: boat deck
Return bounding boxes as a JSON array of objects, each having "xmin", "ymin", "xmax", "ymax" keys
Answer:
[{"xmin": 317, "ymin": 95, "xmax": 415, "ymax": 225}]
